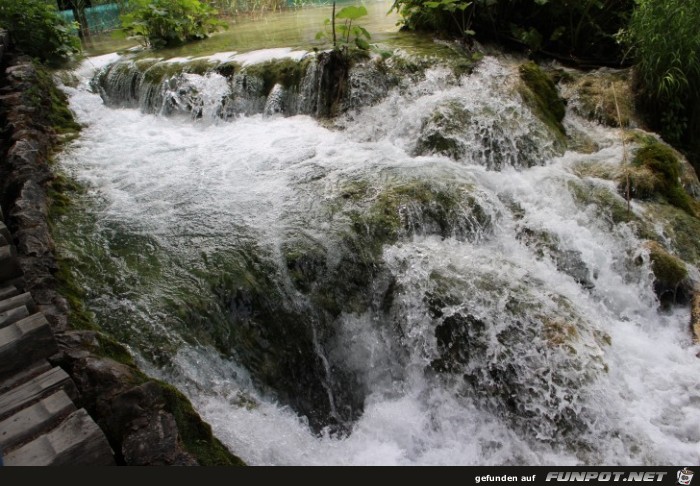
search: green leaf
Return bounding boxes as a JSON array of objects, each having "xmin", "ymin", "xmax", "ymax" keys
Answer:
[
  {"xmin": 355, "ymin": 37, "xmax": 370, "ymax": 50},
  {"xmin": 336, "ymin": 5, "xmax": 368, "ymax": 20},
  {"xmin": 357, "ymin": 26, "xmax": 372, "ymax": 40}
]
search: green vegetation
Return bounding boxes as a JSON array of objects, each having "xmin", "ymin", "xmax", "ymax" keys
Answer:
[
  {"xmin": 518, "ymin": 61, "xmax": 566, "ymax": 143},
  {"xmin": 644, "ymin": 241, "xmax": 687, "ymax": 290},
  {"xmin": 0, "ymin": 0, "xmax": 80, "ymax": 66},
  {"xmin": 350, "ymin": 181, "xmax": 490, "ymax": 248},
  {"xmin": 30, "ymin": 62, "xmax": 83, "ymax": 136},
  {"xmin": 389, "ymin": 0, "xmax": 698, "ymax": 171},
  {"xmin": 641, "ymin": 240, "xmax": 689, "ymax": 306},
  {"xmin": 621, "ymin": 138, "xmax": 695, "ymax": 215},
  {"xmin": 391, "ymin": 0, "xmax": 633, "ymax": 64},
  {"xmin": 316, "ymin": 3, "xmax": 372, "ymax": 51},
  {"xmin": 391, "ymin": 0, "xmax": 474, "ymax": 39},
  {"xmin": 626, "ymin": 0, "xmax": 700, "ymax": 169},
  {"xmin": 121, "ymin": 0, "xmax": 228, "ymax": 48},
  {"xmin": 649, "ymin": 203, "xmax": 700, "ymax": 266}
]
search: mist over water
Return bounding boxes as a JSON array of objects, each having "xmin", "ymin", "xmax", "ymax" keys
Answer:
[{"xmin": 56, "ymin": 52, "xmax": 700, "ymax": 465}]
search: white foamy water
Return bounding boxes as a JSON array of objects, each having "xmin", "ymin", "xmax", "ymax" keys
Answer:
[{"xmin": 56, "ymin": 53, "xmax": 700, "ymax": 465}]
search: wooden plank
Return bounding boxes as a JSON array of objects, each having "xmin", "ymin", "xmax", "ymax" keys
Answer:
[
  {"xmin": 0, "ymin": 314, "xmax": 58, "ymax": 382},
  {"xmin": 0, "ymin": 367, "xmax": 76, "ymax": 421},
  {"xmin": 0, "ymin": 360, "xmax": 51, "ymax": 395},
  {"xmin": 0, "ymin": 305, "xmax": 30, "ymax": 330},
  {"xmin": 4, "ymin": 409, "xmax": 115, "ymax": 466},
  {"xmin": 0, "ymin": 286, "xmax": 19, "ymax": 301},
  {"xmin": 0, "ymin": 390, "xmax": 76, "ymax": 451},
  {"xmin": 0, "ymin": 292, "xmax": 34, "ymax": 314},
  {"xmin": 0, "ymin": 245, "xmax": 22, "ymax": 282}
]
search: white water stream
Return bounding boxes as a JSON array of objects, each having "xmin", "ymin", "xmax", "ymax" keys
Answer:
[{"xmin": 55, "ymin": 51, "xmax": 700, "ymax": 465}]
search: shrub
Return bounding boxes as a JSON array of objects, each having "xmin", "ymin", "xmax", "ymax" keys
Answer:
[
  {"xmin": 121, "ymin": 0, "xmax": 228, "ymax": 49},
  {"xmin": 627, "ymin": 0, "xmax": 700, "ymax": 155},
  {"xmin": 316, "ymin": 3, "xmax": 372, "ymax": 51},
  {"xmin": 0, "ymin": 0, "xmax": 80, "ymax": 66},
  {"xmin": 391, "ymin": 0, "xmax": 633, "ymax": 65}
]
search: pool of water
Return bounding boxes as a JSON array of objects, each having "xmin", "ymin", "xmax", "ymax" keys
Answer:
[{"xmin": 84, "ymin": 0, "xmax": 401, "ymax": 58}]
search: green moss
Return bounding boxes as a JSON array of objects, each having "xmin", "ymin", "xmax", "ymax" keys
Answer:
[
  {"xmin": 567, "ymin": 179, "xmax": 635, "ymax": 227},
  {"xmin": 646, "ymin": 202, "xmax": 700, "ymax": 265},
  {"xmin": 282, "ymin": 239, "xmax": 327, "ymax": 293},
  {"xmin": 339, "ymin": 179, "xmax": 372, "ymax": 201},
  {"xmin": 159, "ymin": 382, "xmax": 245, "ymax": 466},
  {"xmin": 518, "ymin": 61, "xmax": 566, "ymax": 144},
  {"xmin": 414, "ymin": 101, "xmax": 472, "ymax": 159},
  {"xmin": 645, "ymin": 241, "xmax": 688, "ymax": 287},
  {"xmin": 353, "ymin": 181, "xmax": 487, "ymax": 247},
  {"xmin": 214, "ymin": 61, "xmax": 239, "ymax": 78},
  {"xmin": 141, "ymin": 60, "xmax": 216, "ymax": 85},
  {"xmin": 54, "ymin": 260, "xmax": 99, "ymax": 331},
  {"xmin": 417, "ymin": 133, "xmax": 463, "ymax": 159},
  {"xmin": 641, "ymin": 240, "xmax": 690, "ymax": 306},
  {"xmin": 47, "ymin": 172, "xmax": 84, "ymax": 216},
  {"xmin": 243, "ymin": 57, "xmax": 312, "ymax": 95},
  {"xmin": 386, "ymin": 55, "xmax": 425, "ymax": 75},
  {"xmin": 30, "ymin": 62, "xmax": 82, "ymax": 137},
  {"xmin": 451, "ymin": 56, "xmax": 476, "ymax": 78},
  {"xmin": 94, "ymin": 333, "xmax": 137, "ymax": 368},
  {"xmin": 184, "ymin": 59, "xmax": 217, "ymax": 75},
  {"xmin": 622, "ymin": 139, "xmax": 695, "ymax": 215}
]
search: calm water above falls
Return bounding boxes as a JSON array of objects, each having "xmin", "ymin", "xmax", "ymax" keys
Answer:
[{"xmin": 56, "ymin": 47, "xmax": 700, "ymax": 465}]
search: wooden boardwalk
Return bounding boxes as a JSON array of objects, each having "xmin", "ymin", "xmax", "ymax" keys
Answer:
[{"xmin": 0, "ymin": 209, "xmax": 114, "ymax": 466}]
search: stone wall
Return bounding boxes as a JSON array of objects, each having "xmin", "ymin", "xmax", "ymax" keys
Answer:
[{"xmin": 0, "ymin": 32, "xmax": 244, "ymax": 466}]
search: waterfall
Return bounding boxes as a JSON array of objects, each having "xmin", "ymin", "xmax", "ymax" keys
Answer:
[{"xmin": 54, "ymin": 50, "xmax": 700, "ymax": 465}]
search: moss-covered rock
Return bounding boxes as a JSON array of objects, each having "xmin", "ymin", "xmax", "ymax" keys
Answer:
[
  {"xmin": 189, "ymin": 247, "xmax": 364, "ymax": 434},
  {"xmin": 283, "ymin": 237, "xmax": 327, "ymax": 293},
  {"xmin": 516, "ymin": 227, "xmax": 594, "ymax": 288},
  {"xmin": 159, "ymin": 382, "xmax": 245, "ymax": 466},
  {"xmin": 242, "ymin": 57, "xmax": 312, "ymax": 96},
  {"xmin": 423, "ymin": 269, "xmax": 608, "ymax": 444},
  {"xmin": 518, "ymin": 61, "xmax": 566, "ymax": 146},
  {"xmin": 640, "ymin": 241, "xmax": 691, "ymax": 306},
  {"xmin": 646, "ymin": 202, "xmax": 700, "ymax": 266},
  {"xmin": 53, "ymin": 330, "xmax": 245, "ymax": 466},
  {"xmin": 568, "ymin": 179, "xmax": 639, "ymax": 229},
  {"xmin": 29, "ymin": 61, "xmax": 82, "ymax": 137},
  {"xmin": 350, "ymin": 180, "xmax": 491, "ymax": 245},
  {"xmin": 142, "ymin": 59, "xmax": 217, "ymax": 85},
  {"xmin": 619, "ymin": 138, "xmax": 696, "ymax": 215},
  {"xmin": 414, "ymin": 101, "xmax": 471, "ymax": 160}
]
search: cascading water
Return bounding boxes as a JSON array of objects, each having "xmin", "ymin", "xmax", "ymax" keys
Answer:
[{"xmin": 53, "ymin": 49, "xmax": 700, "ymax": 465}]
